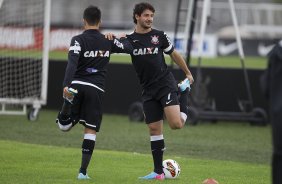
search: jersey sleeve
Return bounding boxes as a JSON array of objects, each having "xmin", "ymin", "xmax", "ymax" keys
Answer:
[
  {"xmin": 63, "ymin": 36, "xmax": 81, "ymax": 87},
  {"xmin": 111, "ymin": 37, "xmax": 133, "ymax": 54},
  {"xmin": 161, "ymin": 32, "xmax": 174, "ymax": 55}
]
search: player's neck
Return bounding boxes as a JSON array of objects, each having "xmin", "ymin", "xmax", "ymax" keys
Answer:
[
  {"xmin": 84, "ymin": 25, "xmax": 99, "ymax": 30},
  {"xmin": 84, "ymin": 23, "xmax": 99, "ymax": 30},
  {"xmin": 135, "ymin": 25, "xmax": 152, "ymax": 34}
]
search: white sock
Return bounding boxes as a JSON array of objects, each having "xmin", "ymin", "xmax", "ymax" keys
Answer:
[{"xmin": 150, "ymin": 135, "xmax": 164, "ymax": 141}]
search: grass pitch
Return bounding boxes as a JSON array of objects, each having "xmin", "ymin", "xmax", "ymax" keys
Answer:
[
  {"xmin": 0, "ymin": 49, "xmax": 267, "ymax": 69},
  {"xmin": 0, "ymin": 140, "xmax": 270, "ymax": 184},
  {"xmin": 51, "ymin": 52, "xmax": 268, "ymax": 69},
  {"xmin": 0, "ymin": 110, "xmax": 271, "ymax": 184}
]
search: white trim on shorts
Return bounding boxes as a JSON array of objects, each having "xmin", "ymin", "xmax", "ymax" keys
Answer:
[
  {"xmin": 71, "ymin": 80, "xmax": 104, "ymax": 92},
  {"xmin": 79, "ymin": 119, "xmax": 97, "ymax": 128}
]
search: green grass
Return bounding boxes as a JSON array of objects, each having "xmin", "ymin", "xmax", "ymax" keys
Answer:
[
  {"xmin": 111, "ymin": 55, "xmax": 267, "ymax": 69},
  {"xmin": 0, "ymin": 49, "xmax": 43, "ymax": 59},
  {"xmin": 0, "ymin": 110, "xmax": 271, "ymax": 164},
  {"xmin": 0, "ymin": 140, "xmax": 270, "ymax": 184},
  {"xmin": 189, "ymin": 56, "xmax": 267, "ymax": 69},
  {"xmin": 1, "ymin": 49, "xmax": 267, "ymax": 69},
  {"xmin": 0, "ymin": 110, "xmax": 272, "ymax": 183},
  {"xmin": 52, "ymin": 52, "xmax": 268, "ymax": 69}
]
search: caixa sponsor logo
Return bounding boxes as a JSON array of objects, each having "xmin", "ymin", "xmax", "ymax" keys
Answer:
[
  {"xmin": 133, "ymin": 47, "xmax": 158, "ymax": 56},
  {"xmin": 84, "ymin": 50, "xmax": 110, "ymax": 57}
]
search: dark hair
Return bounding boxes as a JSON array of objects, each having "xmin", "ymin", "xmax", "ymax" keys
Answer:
[
  {"xmin": 133, "ymin": 2, "xmax": 155, "ymax": 24},
  {"xmin": 83, "ymin": 6, "xmax": 101, "ymax": 26}
]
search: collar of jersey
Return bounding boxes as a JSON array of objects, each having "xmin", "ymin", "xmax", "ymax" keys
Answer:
[
  {"xmin": 134, "ymin": 28, "xmax": 154, "ymax": 35},
  {"xmin": 84, "ymin": 29, "xmax": 100, "ymax": 34}
]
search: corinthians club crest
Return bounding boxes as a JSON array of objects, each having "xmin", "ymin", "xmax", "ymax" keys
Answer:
[{"xmin": 151, "ymin": 35, "xmax": 159, "ymax": 44}]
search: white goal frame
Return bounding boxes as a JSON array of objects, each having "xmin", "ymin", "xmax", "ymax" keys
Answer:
[{"xmin": 0, "ymin": 0, "xmax": 51, "ymax": 118}]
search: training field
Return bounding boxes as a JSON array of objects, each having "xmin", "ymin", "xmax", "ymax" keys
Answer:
[
  {"xmin": 0, "ymin": 110, "xmax": 271, "ymax": 184},
  {"xmin": 0, "ymin": 49, "xmax": 268, "ymax": 69}
]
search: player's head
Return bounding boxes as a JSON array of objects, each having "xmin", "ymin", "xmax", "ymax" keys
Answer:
[
  {"xmin": 83, "ymin": 5, "xmax": 101, "ymax": 27},
  {"xmin": 133, "ymin": 2, "xmax": 155, "ymax": 29}
]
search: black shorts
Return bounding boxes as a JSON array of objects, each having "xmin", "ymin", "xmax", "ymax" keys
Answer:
[
  {"xmin": 70, "ymin": 83, "xmax": 104, "ymax": 132},
  {"xmin": 142, "ymin": 73, "xmax": 179, "ymax": 124}
]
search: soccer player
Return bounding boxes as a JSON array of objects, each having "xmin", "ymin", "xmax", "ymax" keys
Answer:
[
  {"xmin": 107, "ymin": 2, "xmax": 194, "ymax": 180},
  {"xmin": 56, "ymin": 6, "xmax": 132, "ymax": 180}
]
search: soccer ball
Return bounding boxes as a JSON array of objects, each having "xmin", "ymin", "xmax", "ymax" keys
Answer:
[{"xmin": 162, "ymin": 159, "xmax": 181, "ymax": 179}]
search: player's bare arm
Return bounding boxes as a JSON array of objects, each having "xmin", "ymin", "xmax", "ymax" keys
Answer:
[{"xmin": 169, "ymin": 50, "xmax": 194, "ymax": 84}]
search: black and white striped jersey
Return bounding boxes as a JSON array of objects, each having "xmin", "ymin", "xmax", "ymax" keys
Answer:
[
  {"xmin": 126, "ymin": 29, "xmax": 174, "ymax": 89},
  {"xmin": 63, "ymin": 29, "xmax": 132, "ymax": 92}
]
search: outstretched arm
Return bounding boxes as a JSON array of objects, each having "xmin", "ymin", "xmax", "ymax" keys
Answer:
[
  {"xmin": 170, "ymin": 50, "xmax": 194, "ymax": 84},
  {"xmin": 106, "ymin": 33, "xmax": 133, "ymax": 54},
  {"xmin": 111, "ymin": 37, "xmax": 133, "ymax": 54}
]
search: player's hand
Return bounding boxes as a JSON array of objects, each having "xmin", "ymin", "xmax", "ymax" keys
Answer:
[
  {"xmin": 63, "ymin": 87, "xmax": 78, "ymax": 103},
  {"xmin": 105, "ymin": 33, "xmax": 115, "ymax": 40},
  {"xmin": 63, "ymin": 87, "xmax": 73, "ymax": 99},
  {"xmin": 117, "ymin": 33, "xmax": 126, "ymax": 38},
  {"xmin": 186, "ymin": 73, "xmax": 194, "ymax": 85}
]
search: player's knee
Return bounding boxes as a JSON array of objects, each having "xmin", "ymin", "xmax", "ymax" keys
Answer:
[
  {"xmin": 56, "ymin": 113, "xmax": 73, "ymax": 132},
  {"xmin": 169, "ymin": 120, "xmax": 183, "ymax": 130}
]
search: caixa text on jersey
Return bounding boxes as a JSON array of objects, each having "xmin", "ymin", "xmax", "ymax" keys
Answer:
[
  {"xmin": 84, "ymin": 50, "xmax": 110, "ymax": 57},
  {"xmin": 133, "ymin": 47, "xmax": 158, "ymax": 56}
]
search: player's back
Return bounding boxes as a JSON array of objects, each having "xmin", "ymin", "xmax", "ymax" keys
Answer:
[
  {"xmin": 66, "ymin": 29, "xmax": 130, "ymax": 90},
  {"xmin": 72, "ymin": 30, "xmax": 111, "ymax": 87}
]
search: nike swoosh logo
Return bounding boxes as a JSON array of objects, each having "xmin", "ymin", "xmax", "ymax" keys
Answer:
[
  {"xmin": 258, "ymin": 43, "xmax": 275, "ymax": 56},
  {"xmin": 133, "ymin": 40, "xmax": 139, "ymax": 42},
  {"xmin": 218, "ymin": 41, "xmax": 238, "ymax": 55},
  {"xmin": 166, "ymin": 100, "xmax": 173, "ymax": 105}
]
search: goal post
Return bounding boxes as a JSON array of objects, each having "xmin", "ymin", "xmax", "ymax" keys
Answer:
[{"xmin": 0, "ymin": 0, "xmax": 51, "ymax": 120}]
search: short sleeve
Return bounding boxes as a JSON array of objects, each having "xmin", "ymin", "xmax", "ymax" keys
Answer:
[
  {"xmin": 161, "ymin": 32, "xmax": 174, "ymax": 54},
  {"xmin": 68, "ymin": 36, "xmax": 82, "ymax": 56},
  {"xmin": 111, "ymin": 37, "xmax": 133, "ymax": 54}
]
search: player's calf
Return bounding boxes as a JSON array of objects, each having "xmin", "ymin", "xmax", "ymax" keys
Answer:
[
  {"xmin": 178, "ymin": 78, "xmax": 191, "ymax": 124},
  {"xmin": 56, "ymin": 87, "xmax": 78, "ymax": 131},
  {"xmin": 179, "ymin": 90, "xmax": 188, "ymax": 123}
]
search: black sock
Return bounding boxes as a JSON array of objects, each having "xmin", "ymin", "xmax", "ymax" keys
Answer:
[
  {"xmin": 151, "ymin": 139, "xmax": 165, "ymax": 174},
  {"xmin": 60, "ymin": 100, "xmax": 72, "ymax": 116},
  {"xmin": 80, "ymin": 139, "xmax": 95, "ymax": 175},
  {"xmin": 179, "ymin": 89, "xmax": 188, "ymax": 115}
]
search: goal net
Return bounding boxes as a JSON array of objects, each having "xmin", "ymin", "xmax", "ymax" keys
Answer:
[{"xmin": 0, "ymin": 0, "xmax": 51, "ymax": 118}]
